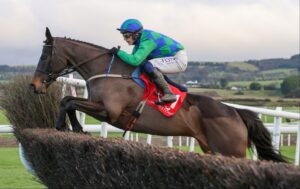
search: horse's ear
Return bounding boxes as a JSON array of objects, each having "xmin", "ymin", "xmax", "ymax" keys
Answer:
[{"xmin": 44, "ymin": 27, "xmax": 53, "ymax": 44}]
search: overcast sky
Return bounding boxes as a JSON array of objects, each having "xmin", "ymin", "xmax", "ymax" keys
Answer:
[{"xmin": 0, "ymin": 0, "xmax": 299, "ymax": 65}]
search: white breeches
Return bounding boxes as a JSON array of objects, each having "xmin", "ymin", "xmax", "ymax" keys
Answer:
[{"xmin": 149, "ymin": 50, "xmax": 188, "ymax": 74}]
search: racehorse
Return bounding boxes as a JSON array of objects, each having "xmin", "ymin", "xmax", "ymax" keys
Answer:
[{"xmin": 30, "ymin": 28, "xmax": 286, "ymax": 162}]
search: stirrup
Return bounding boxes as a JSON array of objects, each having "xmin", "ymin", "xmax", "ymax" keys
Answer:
[
  {"xmin": 161, "ymin": 94, "xmax": 177, "ymax": 103},
  {"xmin": 154, "ymin": 94, "xmax": 176, "ymax": 105}
]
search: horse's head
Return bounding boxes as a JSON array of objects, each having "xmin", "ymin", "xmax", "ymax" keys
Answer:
[
  {"xmin": 30, "ymin": 27, "xmax": 134, "ymax": 94},
  {"xmin": 30, "ymin": 27, "xmax": 68, "ymax": 94}
]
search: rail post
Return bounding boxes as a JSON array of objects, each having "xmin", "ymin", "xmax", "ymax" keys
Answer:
[
  {"xmin": 272, "ymin": 107, "xmax": 282, "ymax": 150},
  {"xmin": 100, "ymin": 122, "xmax": 108, "ymax": 138},
  {"xmin": 178, "ymin": 136, "xmax": 182, "ymax": 148},
  {"xmin": 146, "ymin": 134, "xmax": 152, "ymax": 144},
  {"xmin": 295, "ymin": 122, "xmax": 300, "ymax": 165},
  {"xmin": 167, "ymin": 136, "xmax": 173, "ymax": 147},
  {"xmin": 189, "ymin": 137, "xmax": 195, "ymax": 152}
]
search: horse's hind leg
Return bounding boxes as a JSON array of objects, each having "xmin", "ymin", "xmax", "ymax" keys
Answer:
[
  {"xmin": 194, "ymin": 135, "xmax": 211, "ymax": 154},
  {"xmin": 201, "ymin": 118, "xmax": 248, "ymax": 158}
]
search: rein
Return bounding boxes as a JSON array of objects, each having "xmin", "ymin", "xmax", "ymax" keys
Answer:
[{"xmin": 56, "ymin": 52, "xmax": 109, "ymax": 79}]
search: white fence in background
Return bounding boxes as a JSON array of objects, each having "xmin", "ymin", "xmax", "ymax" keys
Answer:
[{"xmin": 1, "ymin": 74, "xmax": 299, "ymax": 165}]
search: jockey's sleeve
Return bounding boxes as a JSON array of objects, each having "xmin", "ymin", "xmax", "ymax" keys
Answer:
[{"xmin": 117, "ymin": 39, "xmax": 156, "ymax": 66}]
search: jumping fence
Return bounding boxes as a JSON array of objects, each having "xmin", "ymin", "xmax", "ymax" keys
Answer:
[{"xmin": 0, "ymin": 74, "xmax": 299, "ymax": 165}]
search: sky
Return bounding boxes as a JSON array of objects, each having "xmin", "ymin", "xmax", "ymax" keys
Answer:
[{"xmin": 0, "ymin": 0, "xmax": 299, "ymax": 65}]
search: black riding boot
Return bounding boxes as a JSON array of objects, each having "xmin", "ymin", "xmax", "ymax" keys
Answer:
[{"xmin": 150, "ymin": 69, "xmax": 177, "ymax": 103}]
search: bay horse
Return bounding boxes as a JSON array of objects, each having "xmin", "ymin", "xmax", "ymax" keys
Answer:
[{"xmin": 30, "ymin": 28, "xmax": 286, "ymax": 162}]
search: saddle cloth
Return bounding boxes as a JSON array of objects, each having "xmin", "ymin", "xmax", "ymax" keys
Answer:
[{"xmin": 140, "ymin": 73, "xmax": 187, "ymax": 117}]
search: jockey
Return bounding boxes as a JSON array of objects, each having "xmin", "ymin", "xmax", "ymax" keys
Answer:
[{"xmin": 109, "ymin": 19, "xmax": 188, "ymax": 103}]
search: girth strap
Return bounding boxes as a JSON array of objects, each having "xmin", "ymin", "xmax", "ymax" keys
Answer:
[
  {"xmin": 122, "ymin": 99, "xmax": 147, "ymax": 137},
  {"xmin": 87, "ymin": 74, "xmax": 132, "ymax": 82},
  {"xmin": 122, "ymin": 88, "xmax": 156, "ymax": 137}
]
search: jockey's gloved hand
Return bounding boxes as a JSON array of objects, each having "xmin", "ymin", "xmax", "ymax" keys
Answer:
[{"xmin": 108, "ymin": 47, "xmax": 119, "ymax": 55}]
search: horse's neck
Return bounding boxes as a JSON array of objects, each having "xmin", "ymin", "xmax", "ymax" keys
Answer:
[
  {"xmin": 111, "ymin": 57, "xmax": 136, "ymax": 75},
  {"xmin": 59, "ymin": 39, "xmax": 134, "ymax": 80}
]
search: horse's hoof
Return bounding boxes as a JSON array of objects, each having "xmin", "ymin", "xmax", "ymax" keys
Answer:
[
  {"xmin": 56, "ymin": 125, "xmax": 69, "ymax": 132},
  {"xmin": 72, "ymin": 126, "xmax": 84, "ymax": 133},
  {"xmin": 55, "ymin": 121, "xmax": 69, "ymax": 131}
]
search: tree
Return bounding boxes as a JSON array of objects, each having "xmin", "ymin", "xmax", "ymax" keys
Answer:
[
  {"xmin": 219, "ymin": 78, "xmax": 228, "ymax": 89},
  {"xmin": 285, "ymin": 88, "xmax": 300, "ymax": 98},
  {"xmin": 281, "ymin": 75, "xmax": 300, "ymax": 95},
  {"xmin": 249, "ymin": 82, "xmax": 262, "ymax": 90},
  {"xmin": 263, "ymin": 83, "xmax": 278, "ymax": 90}
]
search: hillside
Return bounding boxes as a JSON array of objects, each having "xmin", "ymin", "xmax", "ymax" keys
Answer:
[
  {"xmin": 169, "ymin": 54, "xmax": 299, "ymax": 85},
  {"xmin": 0, "ymin": 65, "xmax": 35, "ymax": 80},
  {"xmin": 247, "ymin": 54, "xmax": 300, "ymax": 70}
]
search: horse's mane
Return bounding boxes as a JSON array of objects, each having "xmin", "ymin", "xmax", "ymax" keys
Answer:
[{"xmin": 57, "ymin": 37, "xmax": 108, "ymax": 50}]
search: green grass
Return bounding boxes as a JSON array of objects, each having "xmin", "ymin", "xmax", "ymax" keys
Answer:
[
  {"xmin": 189, "ymin": 87, "xmax": 282, "ymax": 99},
  {"xmin": 0, "ymin": 148, "xmax": 45, "ymax": 189},
  {"xmin": 228, "ymin": 80, "xmax": 283, "ymax": 88},
  {"xmin": 0, "ymin": 134, "xmax": 15, "ymax": 139},
  {"xmin": 85, "ymin": 115, "xmax": 101, "ymax": 124},
  {"xmin": 260, "ymin": 68, "xmax": 298, "ymax": 75},
  {"xmin": 280, "ymin": 146, "xmax": 297, "ymax": 162},
  {"xmin": 0, "ymin": 110, "xmax": 9, "ymax": 124},
  {"xmin": 227, "ymin": 61, "xmax": 258, "ymax": 71}
]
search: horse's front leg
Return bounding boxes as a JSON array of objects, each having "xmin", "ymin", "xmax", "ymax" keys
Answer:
[
  {"xmin": 56, "ymin": 96, "xmax": 75, "ymax": 131},
  {"xmin": 56, "ymin": 96, "xmax": 109, "ymax": 132}
]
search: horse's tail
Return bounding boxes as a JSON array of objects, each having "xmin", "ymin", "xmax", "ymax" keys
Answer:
[{"xmin": 235, "ymin": 108, "xmax": 288, "ymax": 163}]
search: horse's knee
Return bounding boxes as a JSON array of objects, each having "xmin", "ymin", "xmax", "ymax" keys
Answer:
[
  {"xmin": 60, "ymin": 96, "xmax": 75, "ymax": 107},
  {"xmin": 59, "ymin": 98, "xmax": 77, "ymax": 112},
  {"xmin": 64, "ymin": 100, "xmax": 76, "ymax": 111}
]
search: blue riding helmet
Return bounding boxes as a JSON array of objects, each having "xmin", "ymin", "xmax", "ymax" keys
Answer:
[{"xmin": 117, "ymin": 19, "xmax": 143, "ymax": 33}]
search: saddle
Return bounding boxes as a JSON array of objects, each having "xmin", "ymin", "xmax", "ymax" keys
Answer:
[{"xmin": 132, "ymin": 67, "xmax": 187, "ymax": 117}]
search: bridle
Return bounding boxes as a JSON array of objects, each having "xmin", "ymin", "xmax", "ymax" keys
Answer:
[
  {"xmin": 35, "ymin": 45, "xmax": 55, "ymax": 83},
  {"xmin": 36, "ymin": 44, "xmax": 110, "ymax": 84}
]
